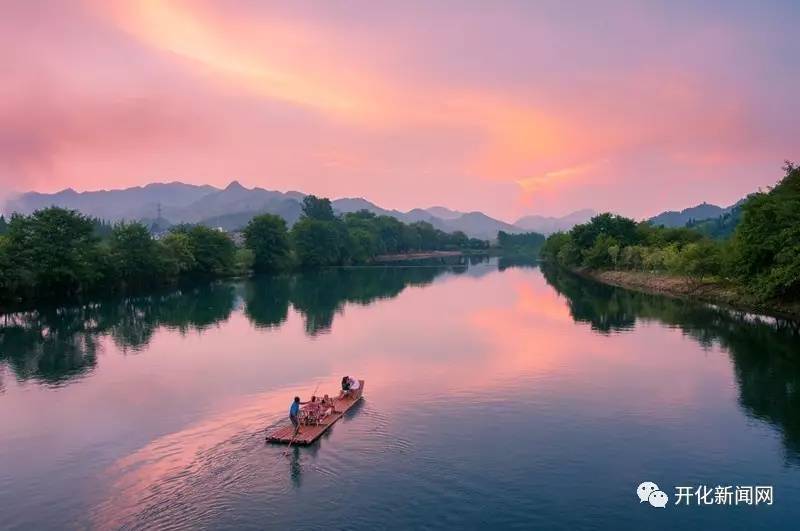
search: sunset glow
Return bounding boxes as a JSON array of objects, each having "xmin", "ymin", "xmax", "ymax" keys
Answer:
[{"xmin": 1, "ymin": 0, "xmax": 797, "ymax": 218}]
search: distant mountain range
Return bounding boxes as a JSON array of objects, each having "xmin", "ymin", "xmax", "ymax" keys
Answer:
[
  {"xmin": 7, "ymin": 180, "xmax": 756, "ymax": 240},
  {"xmin": 648, "ymin": 202, "xmax": 727, "ymax": 228},
  {"xmin": 514, "ymin": 209, "xmax": 597, "ymax": 235},
  {"xmin": 3, "ymin": 182, "xmax": 594, "ymax": 240},
  {"xmin": 648, "ymin": 198, "xmax": 748, "ymax": 228}
]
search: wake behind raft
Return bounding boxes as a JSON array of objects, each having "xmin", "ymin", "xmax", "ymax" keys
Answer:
[{"xmin": 266, "ymin": 380, "xmax": 365, "ymax": 446}]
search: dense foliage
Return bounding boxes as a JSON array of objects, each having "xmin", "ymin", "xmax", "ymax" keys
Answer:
[
  {"xmin": 730, "ymin": 162, "xmax": 800, "ymax": 300},
  {"xmin": 497, "ymin": 231, "xmax": 546, "ymax": 256},
  {"xmin": 0, "ymin": 195, "xmax": 489, "ymax": 305},
  {"xmin": 1, "ymin": 208, "xmax": 104, "ymax": 299},
  {"xmin": 685, "ymin": 205, "xmax": 743, "ymax": 240},
  {"xmin": 289, "ymin": 195, "xmax": 488, "ymax": 268},
  {"xmin": 542, "ymin": 163, "xmax": 800, "ymax": 302},
  {"xmin": 243, "ymin": 214, "xmax": 290, "ymax": 272}
]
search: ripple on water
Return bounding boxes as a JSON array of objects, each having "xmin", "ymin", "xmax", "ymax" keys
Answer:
[{"xmin": 89, "ymin": 393, "xmax": 415, "ymax": 530}]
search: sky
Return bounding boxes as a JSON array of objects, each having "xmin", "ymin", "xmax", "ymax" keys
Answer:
[{"xmin": 1, "ymin": 0, "xmax": 798, "ymax": 220}]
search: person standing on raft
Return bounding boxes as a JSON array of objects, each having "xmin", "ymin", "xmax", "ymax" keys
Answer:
[{"xmin": 289, "ymin": 396, "xmax": 302, "ymax": 435}]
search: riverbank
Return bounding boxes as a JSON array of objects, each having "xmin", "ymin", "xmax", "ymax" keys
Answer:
[{"xmin": 572, "ymin": 267, "xmax": 800, "ymax": 321}]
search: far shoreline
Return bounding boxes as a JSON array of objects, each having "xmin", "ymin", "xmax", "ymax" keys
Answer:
[{"xmin": 371, "ymin": 250, "xmax": 479, "ymax": 262}]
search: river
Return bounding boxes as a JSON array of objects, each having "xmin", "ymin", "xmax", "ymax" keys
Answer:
[{"xmin": 1, "ymin": 258, "xmax": 799, "ymax": 530}]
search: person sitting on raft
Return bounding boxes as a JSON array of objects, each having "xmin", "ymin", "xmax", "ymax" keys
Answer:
[
  {"xmin": 320, "ymin": 394, "xmax": 336, "ymax": 415},
  {"xmin": 339, "ymin": 376, "xmax": 360, "ymax": 399},
  {"xmin": 303, "ymin": 396, "xmax": 321, "ymax": 420},
  {"xmin": 338, "ymin": 376, "xmax": 351, "ymax": 399}
]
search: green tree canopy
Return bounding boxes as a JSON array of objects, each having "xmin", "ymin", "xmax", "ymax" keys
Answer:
[
  {"xmin": 732, "ymin": 161, "xmax": 800, "ymax": 299},
  {"xmin": 108, "ymin": 222, "xmax": 163, "ymax": 289},
  {"xmin": 0, "ymin": 235, "xmax": 9, "ymax": 295},
  {"xmin": 171, "ymin": 225, "xmax": 236, "ymax": 277},
  {"xmin": 243, "ymin": 214, "xmax": 290, "ymax": 272},
  {"xmin": 498, "ymin": 231, "xmax": 546, "ymax": 257},
  {"xmin": 540, "ymin": 162, "xmax": 800, "ymax": 305},
  {"xmin": 301, "ymin": 195, "xmax": 336, "ymax": 221},
  {"xmin": 4, "ymin": 207, "xmax": 100, "ymax": 297},
  {"xmin": 291, "ymin": 218, "xmax": 346, "ymax": 267},
  {"xmin": 160, "ymin": 232, "xmax": 196, "ymax": 276},
  {"xmin": 571, "ymin": 213, "xmax": 639, "ymax": 249}
]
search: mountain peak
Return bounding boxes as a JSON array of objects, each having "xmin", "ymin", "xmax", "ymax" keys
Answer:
[
  {"xmin": 425, "ymin": 206, "xmax": 463, "ymax": 220},
  {"xmin": 224, "ymin": 180, "xmax": 246, "ymax": 191}
]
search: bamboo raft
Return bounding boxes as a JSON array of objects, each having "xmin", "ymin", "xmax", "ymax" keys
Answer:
[{"xmin": 266, "ymin": 381, "xmax": 365, "ymax": 446}]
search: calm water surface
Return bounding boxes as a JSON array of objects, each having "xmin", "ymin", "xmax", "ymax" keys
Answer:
[{"xmin": 1, "ymin": 259, "xmax": 800, "ymax": 530}]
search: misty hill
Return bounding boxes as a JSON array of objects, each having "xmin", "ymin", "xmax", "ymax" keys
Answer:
[
  {"xmin": 514, "ymin": 209, "xmax": 596, "ymax": 235},
  {"xmin": 4, "ymin": 181, "xmax": 539, "ymax": 240},
  {"xmin": 326, "ymin": 198, "xmax": 520, "ymax": 239},
  {"xmin": 685, "ymin": 197, "xmax": 749, "ymax": 239},
  {"xmin": 648, "ymin": 202, "xmax": 728, "ymax": 228},
  {"xmin": 199, "ymin": 207, "xmax": 301, "ymax": 232},
  {"xmin": 425, "ymin": 206, "xmax": 464, "ymax": 220},
  {"xmin": 445, "ymin": 212, "xmax": 521, "ymax": 240},
  {"xmin": 331, "ymin": 197, "xmax": 399, "ymax": 218},
  {"xmin": 165, "ymin": 181, "xmax": 305, "ymax": 224},
  {"xmin": 4, "ymin": 182, "xmax": 217, "ymax": 221}
]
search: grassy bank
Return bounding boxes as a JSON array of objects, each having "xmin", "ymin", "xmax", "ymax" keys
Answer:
[{"xmin": 573, "ymin": 267, "xmax": 800, "ymax": 320}]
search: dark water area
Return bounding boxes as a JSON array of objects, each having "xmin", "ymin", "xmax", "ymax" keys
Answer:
[{"xmin": 1, "ymin": 258, "xmax": 799, "ymax": 530}]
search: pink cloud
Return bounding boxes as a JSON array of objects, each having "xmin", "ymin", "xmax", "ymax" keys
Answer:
[{"xmin": 0, "ymin": 0, "xmax": 797, "ymax": 219}]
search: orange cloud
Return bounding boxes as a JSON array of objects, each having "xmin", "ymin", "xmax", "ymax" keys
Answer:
[
  {"xmin": 102, "ymin": 1, "xmax": 367, "ymax": 116},
  {"xmin": 3, "ymin": 0, "xmax": 794, "ymax": 217},
  {"xmin": 91, "ymin": 0, "xmax": 590, "ymax": 188}
]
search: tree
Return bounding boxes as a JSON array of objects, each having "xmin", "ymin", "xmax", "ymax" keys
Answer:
[
  {"xmin": 0, "ymin": 235, "xmax": 9, "ymax": 299},
  {"xmin": 108, "ymin": 222, "xmax": 163, "ymax": 289},
  {"xmin": 582, "ymin": 234, "xmax": 619, "ymax": 269},
  {"xmin": 301, "ymin": 195, "xmax": 336, "ymax": 221},
  {"xmin": 344, "ymin": 210, "xmax": 381, "ymax": 261},
  {"xmin": 291, "ymin": 218, "xmax": 345, "ymax": 267},
  {"xmin": 91, "ymin": 218, "xmax": 113, "ymax": 239},
  {"xmin": 448, "ymin": 231, "xmax": 469, "ymax": 249},
  {"xmin": 374, "ymin": 215, "xmax": 407, "ymax": 253},
  {"xmin": 160, "ymin": 232, "xmax": 196, "ymax": 276},
  {"xmin": 410, "ymin": 221, "xmax": 439, "ymax": 250},
  {"xmin": 243, "ymin": 214, "xmax": 290, "ymax": 272},
  {"xmin": 572, "ymin": 213, "xmax": 639, "ymax": 250},
  {"xmin": 732, "ymin": 161, "xmax": 800, "ymax": 299},
  {"xmin": 172, "ymin": 225, "xmax": 236, "ymax": 277},
  {"xmin": 557, "ymin": 240, "xmax": 582, "ymax": 266},
  {"xmin": 4, "ymin": 207, "xmax": 100, "ymax": 297},
  {"xmin": 498, "ymin": 231, "xmax": 546, "ymax": 256},
  {"xmin": 620, "ymin": 245, "xmax": 645, "ymax": 270},
  {"xmin": 0, "ymin": 215, "xmax": 7, "ymax": 235},
  {"xmin": 234, "ymin": 248, "xmax": 255, "ymax": 276},
  {"xmin": 348, "ymin": 227, "xmax": 378, "ymax": 262},
  {"xmin": 673, "ymin": 240, "xmax": 722, "ymax": 277},
  {"xmin": 541, "ymin": 232, "xmax": 570, "ymax": 261}
]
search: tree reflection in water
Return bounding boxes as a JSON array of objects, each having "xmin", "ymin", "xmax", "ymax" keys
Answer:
[
  {"xmin": 0, "ymin": 264, "xmax": 471, "ymax": 386},
  {"xmin": 541, "ymin": 263, "xmax": 800, "ymax": 463}
]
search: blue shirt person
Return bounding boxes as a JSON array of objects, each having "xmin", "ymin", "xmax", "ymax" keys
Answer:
[{"xmin": 289, "ymin": 396, "xmax": 301, "ymax": 433}]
